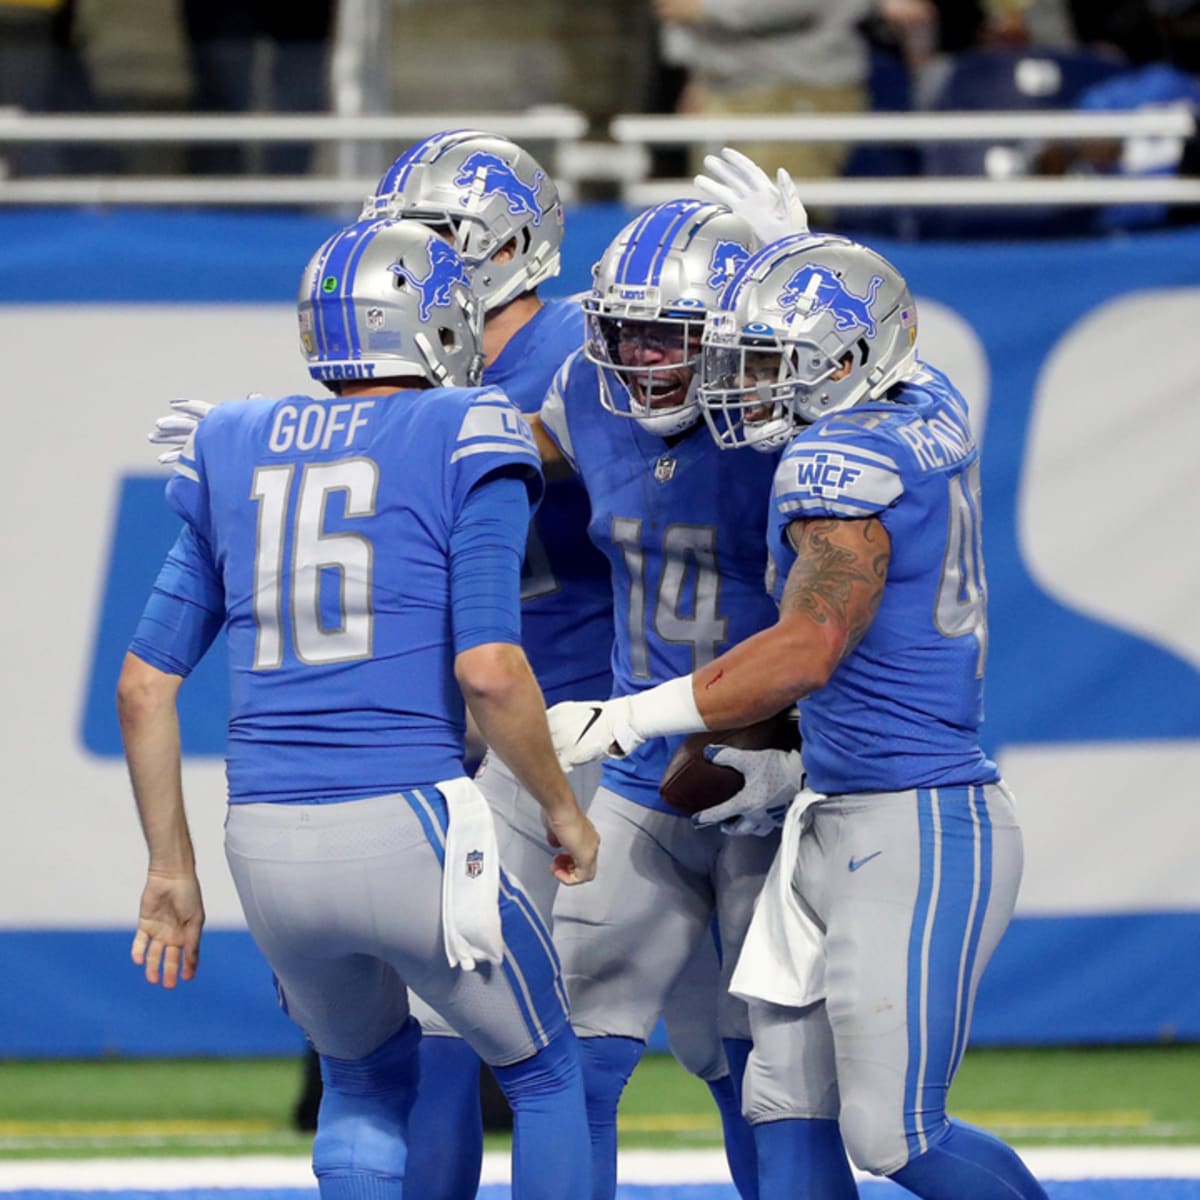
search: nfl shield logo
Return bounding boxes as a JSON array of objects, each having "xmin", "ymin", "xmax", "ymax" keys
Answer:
[
  {"xmin": 654, "ymin": 456, "xmax": 676, "ymax": 483},
  {"xmin": 366, "ymin": 307, "xmax": 385, "ymax": 331},
  {"xmin": 465, "ymin": 849, "xmax": 484, "ymax": 878}
]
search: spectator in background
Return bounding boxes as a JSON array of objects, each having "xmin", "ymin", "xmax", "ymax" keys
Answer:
[
  {"xmin": 182, "ymin": 0, "xmax": 335, "ymax": 175},
  {"xmin": 985, "ymin": 0, "xmax": 1076, "ymax": 48},
  {"xmin": 872, "ymin": 0, "xmax": 987, "ymax": 74},
  {"xmin": 654, "ymin": 0, "xmax": 875, "ymax": 179},
  {"xmin": 865, "ymin": 0, "xmax": 988, "ymax": 113},
  {"xmin": 1068, "ymin": 0, "xmax": 1169, "ymax": 62},
  {"xmin": 0, "ymin": 0, "xmax": 98, "ymax": 174},
  {"xmin": 0, "ymin": 0, "xmax": 66, "ymax": 114},
  {"xmin": 1068, "ymin": 0, "xmax": 1200, "ymax": 72},
  {"xmin": 1034, "ymin": 0, "xmax": 1200, "ymax": 231}
]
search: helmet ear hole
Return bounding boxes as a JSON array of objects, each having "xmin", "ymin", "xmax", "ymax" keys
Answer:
[{"xmin": 439, "ymin": 327, "xmax": 457, "ymax": 350}]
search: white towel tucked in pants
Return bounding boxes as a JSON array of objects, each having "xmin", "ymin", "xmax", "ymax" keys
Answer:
[
  {"xmin": 436, "ymin": 776, "xmax": 503, "ymax": 971},
  {"xmin": 730, "ymin": 789, "xmax": 826, "ymax": 1008}
]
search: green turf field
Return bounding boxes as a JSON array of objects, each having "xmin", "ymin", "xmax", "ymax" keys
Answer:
[{"xmin": 0, "ymin": 1046, "xmax": 1197, "ymax": 1158}]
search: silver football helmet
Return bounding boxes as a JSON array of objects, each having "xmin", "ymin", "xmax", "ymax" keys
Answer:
[
  {"xmin": 699, "ymin": 233, "xmax": 918, "ymax": 451},
  {"xmin": 583, "ymin": 199, "xmax": 758, "ymax": 438},
  {"xmin": 361, "ymin": 130, "xmax": 563, "ymax": 311},
  {"xmin": 298, "ymin": 218, "xmax": 483, "ymax": 388}
]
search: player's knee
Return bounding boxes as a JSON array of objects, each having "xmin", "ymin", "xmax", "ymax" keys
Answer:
[
  {"xmin": 313, "ymin": 1018, "xmax": 420, "ymax": 1180},
  {"xmin": 664, "ymin": 1022, "xmax": 726, "ymax": 1081},
  {"xmin": 318, "ymin": 1018, "xmax": 421, "ymax": 1097},
  {"xmin": 838, "ymin": 1101, "xmax": 907, "ymax": 1176},
  {"xmin": 577, "ymin": 1034, "xmax": 643, "ymax": 1120},
  {"xmin": 743, "ymin": 1049, "xmax": 838, "ymax": 1127},
  {"xmin": 493, "ymin": 1026, "xmax": 584, "ymax": 1110}
]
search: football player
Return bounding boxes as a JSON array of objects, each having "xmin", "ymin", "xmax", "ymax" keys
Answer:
[
  {"xmin": 528, "ymin": 195, "xmax": 810, "ymax": 1200},
  {"xmin": 354, "ymin": 130, "xmax": 623, "ymax": 1199},
  {"xmin": 147, "ymin": 135, "xmax": 797, "ymax": 1200},
  {"xmin": 119, "ymin": 219, "xmax": 598, "ymax": 1200},
  {"xmin": 550, "ymin": 233, "xmax": 1050, "ymax": 1200}
]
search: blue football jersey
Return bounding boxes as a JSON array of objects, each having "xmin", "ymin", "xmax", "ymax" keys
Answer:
[
  {"xmin": 165, "ymin": 387, "xmax": 543, "ymax": 803},
  {"xmin": 768, "ymin": 364, "xmax": 999, "ymax": 795},
  {"xmin": 485, "ymin": 299, "xmax": 614, "ymax": 705},
  {"xmin": 542, "ymin": 351, "xmax": 780, "ymax": 813}
]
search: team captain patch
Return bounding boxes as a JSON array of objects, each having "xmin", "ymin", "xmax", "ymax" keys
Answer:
[
  {"xmin": 777, "ymin": 440, "xmax": 904, "ymax": 517},
  {"xmin": 792, "ymin": 451, "xmax": 863, "ymax": 500}
]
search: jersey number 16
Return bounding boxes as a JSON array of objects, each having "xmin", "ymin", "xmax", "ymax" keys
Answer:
[{"xmin": 249, "ymin": 457, "xmax": 379, "ymax": 669}]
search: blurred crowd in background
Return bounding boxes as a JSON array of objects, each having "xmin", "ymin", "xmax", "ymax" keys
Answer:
[{"xmin": 1, "ymin": 0, "xmax": 1199, "ymax": 237}]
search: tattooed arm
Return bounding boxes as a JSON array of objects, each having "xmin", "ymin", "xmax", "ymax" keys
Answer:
[
  {"xmin": 546, "ymin": 516, "xmax": 889, "ymax": 765},
  {"xmin": 690, "ymin": 517, "xmax": 890, "ymax": 730}
]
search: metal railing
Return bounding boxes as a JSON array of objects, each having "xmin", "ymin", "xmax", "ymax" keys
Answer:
[
  {"xmin": 0, "ymin": 108, "xmax": 590, "ymax": 207},
  {"xmin": 0, "ymin": 109, "xmax": 589, "ymax": 145},
  {"xmin": 608, "ymin": 109, "xmax": 1198, "ymax": 145},
  {"xmin": 1, "ymin": 107, "xmax": 1197, "ymax": 209},
  {"xmin": 610, "ymin": 109, "xmax": 1200, "ymax": 208},
  {"xmin": 624, "ymin": 176, "xmax": 1200, "ymax": 209}
]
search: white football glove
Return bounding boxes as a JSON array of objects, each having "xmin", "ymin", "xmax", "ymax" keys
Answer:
[
  {"xmin": 694, "ymin": 146, "xmax": 810, "ymax": 245},
  {"xmin": 148, "ymin": 399, "xmax": 217, "ymax": 465},
  {"xmin": 147, "ymin": 396, "xmax": 264, "ymax": 465},
  {"xmin": 546, "ymin": 698, "xmax": 646, "ymax": 771},
  {"xmin": 691, "ymin": 746, "xmax": 806, "ymax": 837}
]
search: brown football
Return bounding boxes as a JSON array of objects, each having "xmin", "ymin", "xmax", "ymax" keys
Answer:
[{"xmin": 659, "ymin": 709, "xmax": 800, "ymax": 816}]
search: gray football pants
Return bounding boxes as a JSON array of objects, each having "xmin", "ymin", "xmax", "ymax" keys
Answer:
[
  {"xmin": 553, "ymin": 786, "xmax": 779, "ymax": 1048},
  {"xmin": 743, "ymin": 783, "xmax": 1023, "ymax": 1175},
  {"xmin": 413, "ymin": 760, "xmax": 736, "ymax": 1081},
  {"xmin": 224, "ymin": 788, "xmax": 567, "ymax": 1067}
]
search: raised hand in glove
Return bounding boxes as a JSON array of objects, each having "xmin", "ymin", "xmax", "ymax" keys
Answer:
[
  {"xmin": 147, "ymin": 396, "xmax": 265, "ymax": 465},
  {"xmin": 694, "ymin": 146, "xmax": 810, "ymax": 245},
  {"xmin": 148, "ymin": 399, "xmax": 216, "ymax": 465}
]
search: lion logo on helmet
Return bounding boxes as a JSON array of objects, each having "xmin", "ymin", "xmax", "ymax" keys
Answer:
[
  {"xmin": 778, "ymin": 265, "xmax": 884, "ymax": 338},
  {"xmin": 390, "ymin": 241, "xmax": 472, "ymax": 321},
  {"xmin": 453, "ymin": 151, "xmax": 545, "ymax": 224}
]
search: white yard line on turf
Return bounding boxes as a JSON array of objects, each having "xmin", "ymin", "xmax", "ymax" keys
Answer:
[{"xmin": 0, "ymin": 1147, "xmax": 1199, "ymax": 1189}]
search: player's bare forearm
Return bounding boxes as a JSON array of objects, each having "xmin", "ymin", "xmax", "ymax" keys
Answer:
[
  {"xmin": 690, "ymin": 619, "xmax": 834, "ymax": 728},
  {"xmin": 456, "ymin": 642, "xmax": 598, "ymax": 882},
  {"xmin": 456, "ymin": 643, "xmax": 579, "ymax": 818},
  {"xmin": 692, "ymin": 517, "xmax": 889, "ymax": 728},
  {"xmin": 117, "ymin": 652, "xmax": 204, "ymax": 988},
  {"xmin": 116, "ymin": 652, "xmax": 195, "ymax": 873}
]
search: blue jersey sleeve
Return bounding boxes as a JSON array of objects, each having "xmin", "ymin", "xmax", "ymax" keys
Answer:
[
  {"xmin": 449, "ymin": 388, "xmax": 545, "ymax": 515},
  {"xmin": 773, "ymin": 420, "xmax": 906, "ymax": 528},
  {"xmin": 449, "ymin": 471, "xmax": 530, "ymax": 653},
  {"xmin": 163, "ymin": 425, "xmax": 214, "ymax": 537},
  {"xmin": 129, "ymin": 524, "xmax": 225, "ymax": 677}
]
